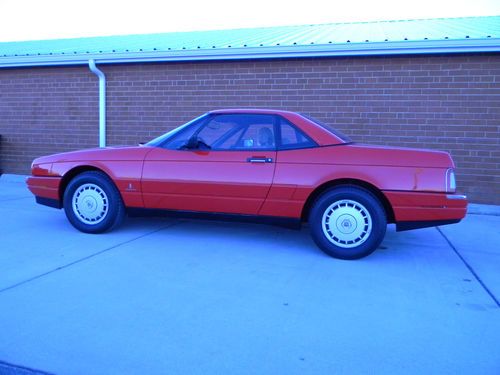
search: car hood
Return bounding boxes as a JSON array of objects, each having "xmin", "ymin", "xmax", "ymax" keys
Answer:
[{"xmin": 33, "ymin": 146, "xmax": 154, "ymax": 164}]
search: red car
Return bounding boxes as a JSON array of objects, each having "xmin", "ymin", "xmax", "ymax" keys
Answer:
[{"xmin": 27, "ymin": 109, "xmax": 467, "ymax": 259}]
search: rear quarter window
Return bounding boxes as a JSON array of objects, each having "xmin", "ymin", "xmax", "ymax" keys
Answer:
[{"xmin": 279, "ymin": 117, "xmax": 317, "ymax": 150}]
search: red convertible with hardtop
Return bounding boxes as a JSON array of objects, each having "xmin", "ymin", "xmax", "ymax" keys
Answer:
[{"xmin": 27, "ymin": 109, "xmax": 467, "ymax": 259}]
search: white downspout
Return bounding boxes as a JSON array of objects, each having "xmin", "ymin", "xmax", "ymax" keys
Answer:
[{"xmin": 88, "ymin": 59, "xmax": 106, "ymax": 147}]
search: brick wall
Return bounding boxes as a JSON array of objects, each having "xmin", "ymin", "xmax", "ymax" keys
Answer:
[
  {"xmin": 0, "ymin": 54, "xmax": 499, "ymax": 204},
  {"xmin": 0, "ymin": 66, "xmax": 98, "ymax": 173}
]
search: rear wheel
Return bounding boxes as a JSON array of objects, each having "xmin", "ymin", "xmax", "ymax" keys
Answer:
[
  {"xmin": 309, "ymin": 186, "xmax": 387, "ymax": 260},
  {"xmin": 63, "ymin": 171, "xmax": 125, "ymax": 233}
]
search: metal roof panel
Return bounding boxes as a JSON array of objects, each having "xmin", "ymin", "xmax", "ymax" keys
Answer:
[{"xmin": 0, "ymin": 16, "xmax": 499, "ymax": 67}]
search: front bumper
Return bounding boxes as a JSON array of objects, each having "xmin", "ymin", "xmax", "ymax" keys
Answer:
[
  {"xmin": 383, "ymin": 191, "xmax": 467, "ymax": 230},
  {"xmin": 26, "ymin": 176, "xmax": 62, "ymax": 208}
]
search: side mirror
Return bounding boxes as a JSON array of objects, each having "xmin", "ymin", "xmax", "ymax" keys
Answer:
[{"xmin": 185, "ymin": 136, "xmax": 199, "ymax": 149}]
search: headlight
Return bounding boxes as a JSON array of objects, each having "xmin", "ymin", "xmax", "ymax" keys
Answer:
[
  {"xmin": 31, "ymin": 163, "xmax": 53, "ymax": 176},
  {"xmin": 446, "ymin": 168, "xmax": 456, "ymax": 193}
]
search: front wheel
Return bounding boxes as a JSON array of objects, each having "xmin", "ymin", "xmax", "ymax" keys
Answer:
[
  {"xmin": 309, "ymin": 186, "xmax": 387, "ymax": 260},
  {"xmin": 63, "ymin": 171, "xmax": 125, "ymax": 233}
]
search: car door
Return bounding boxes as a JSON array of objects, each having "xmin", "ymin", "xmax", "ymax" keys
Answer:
[
  {"xmin": 259, "ymin": 116, "xmax": 320, "ymax": 218},
  {"xmin": 141, "ymin": 114, "xmax": 277, "ymax": 215}
]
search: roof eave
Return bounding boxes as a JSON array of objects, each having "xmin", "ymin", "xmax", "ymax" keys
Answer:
[{"xmin": 1, "ymin": 39, "xmax": 499, "ymax": 68}]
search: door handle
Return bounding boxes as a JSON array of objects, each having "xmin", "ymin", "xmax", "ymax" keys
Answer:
[{"xmin": 247, "ymin": 157, "xmax": 273, "ymax": 163}]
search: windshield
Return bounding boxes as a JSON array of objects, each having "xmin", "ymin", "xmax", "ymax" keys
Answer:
[
  {"xmin": 300, "ymin": 113, "xmax": 352, "ymax": 143},
  {"xmin": 145, "ymin": 113, "xmax": 209, "ymax": 147}
]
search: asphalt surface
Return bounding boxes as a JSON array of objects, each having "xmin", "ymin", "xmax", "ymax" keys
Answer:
[{"xmin": 0, "ymin": 175, "xmax": 499, "ymax": 375}]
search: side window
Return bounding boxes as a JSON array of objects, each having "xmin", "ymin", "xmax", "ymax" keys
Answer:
[
  {"xmin": 232, "ymin": 123, "xmax": 275, "ymax": 150},
  {"xmin": 161, "ymin": 116, "xmax": 207, "ymax": 150},
  {"xmin": 279, "ymin": 118, "xmax": 317, "ymax": 150},
  {"xmin": 203, "ymin": 114, "xmax": 276, "ymax": 150},
  {"xmin": 161, "ymin": 113, "xmax": 277, "ymax": 151},
  {"xmin": 197, "ymin": 117, "xmax": 237, "ymax": 146}
]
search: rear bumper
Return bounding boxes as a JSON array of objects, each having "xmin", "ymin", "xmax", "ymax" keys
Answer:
[
  {"xmin": 384, "ymin": 191, "xmax": 467, "ymax": 230},
  {"xmin": 26, "ymin": 176, "xmax": 62, "ymax": 208},
  {"xmin": 395, "ymin": 218, "xmax": 461, "ymax": 231}
]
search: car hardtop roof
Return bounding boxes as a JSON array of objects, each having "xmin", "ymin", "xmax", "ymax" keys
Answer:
[
  {"xmin": 207, "ymin": 108, "xmax": 346, "ymax": 145},
  {"xmin": 209, "ymin": 108, "xmax": 298, "ymax": 116}
]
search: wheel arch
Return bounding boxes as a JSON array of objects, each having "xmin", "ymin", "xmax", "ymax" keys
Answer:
[
  {"xmin": 301, "ymin": 179, "xmax": 395, "ymax": 223},
  {"xmin": 59, "ymin": 166, "xmax": 116, "ymax": 204}
]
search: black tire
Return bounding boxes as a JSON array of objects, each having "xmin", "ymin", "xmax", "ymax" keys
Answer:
[
  {"xmin": 63, "ymin": 171, "xmax": 125, "ymax": 233},
  {"xmin": 309, "ymin": 186, "xmax": 387, "ymax": 260}
]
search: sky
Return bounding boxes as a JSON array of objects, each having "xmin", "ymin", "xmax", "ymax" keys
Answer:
[{"xmin": 0, "ymin": 0, "xmax": 499, "ymax": 42}]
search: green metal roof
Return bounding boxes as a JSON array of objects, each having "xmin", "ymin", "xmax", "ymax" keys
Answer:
[{"xmin": 0, "ymin": 16, "xmax": 499, "ymax": 67}]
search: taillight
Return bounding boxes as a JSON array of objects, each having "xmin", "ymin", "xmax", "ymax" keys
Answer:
[{"xmin": 446, "ymin": 168, "xmax": 456, "ymax": 193}]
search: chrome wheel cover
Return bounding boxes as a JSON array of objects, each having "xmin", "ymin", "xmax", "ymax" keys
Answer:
[
  {"xmin": 321, "ymin": 199, "xmax": 372, "ymax": 248},
  {"xmin": 72, "ymin": 183, "xmax": 109, "ymax": 225}
]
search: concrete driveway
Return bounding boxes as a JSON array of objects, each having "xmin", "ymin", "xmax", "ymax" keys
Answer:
[{"xmin": 0, "ymin": 175, "xmax": 499, "ymax": 375}]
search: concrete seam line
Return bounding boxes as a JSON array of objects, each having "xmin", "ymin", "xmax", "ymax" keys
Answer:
[
  {"xmin": 467, "ymin": 212, "xmax": 500, "ymax": 217},
  {"xmin": 0, "ymin": 197, "xmax": 32, "ymax": 202},
  {"xmin": 436, "ymin": 227, "xmax": 500, "ymax": 308},
  {"xmin": 0, "ymin": 221, "xmax": 181, "ymax": 294},
  {"xmin": 0, "ymin": 360, "xmax": 55, "ymax": 375}
]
